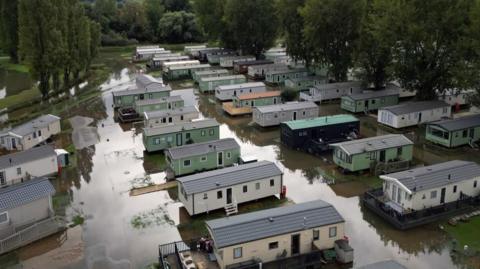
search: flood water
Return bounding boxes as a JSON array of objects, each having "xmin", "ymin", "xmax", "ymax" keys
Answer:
[
  {"xmin": 0, "ymin": 68, "xmax": 33, "ymax": 98},
  {"xmin": 5, "ymin": 59, "xmax": 480, "ymax": 269}
]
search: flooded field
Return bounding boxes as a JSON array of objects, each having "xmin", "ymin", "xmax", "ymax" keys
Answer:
[
  {"xmin": 0, "ymin": 68, "xmax": 33, "ymax": 98},
  {"xmin": 2, "ymin": 56, "xmax": 480, "ymax": 269}
]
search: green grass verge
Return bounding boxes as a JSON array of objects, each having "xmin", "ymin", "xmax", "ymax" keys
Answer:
[
  {"xmin": 0, "ymin": 252, "xmax": 19, "ymax": 268},
  {"xmin": 0, "ymin": 57, "xmax": 29, "ymax": 73},
  {"xmin": 445, "ymin": 216, "xmax": 480, "ymax": 252},
  {"xmin": 178, "ymin": 197, "xmax": 290, "ymax": 240},
  {"xmin": 0, "ymin": 87, "xmax": 40, "ymax": 110}
]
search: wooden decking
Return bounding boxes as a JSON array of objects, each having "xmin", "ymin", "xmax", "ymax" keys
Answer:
[
  {"xmin": 222, "ymin": 102, "xmax": 252, "ymax": 116},
  {"xmin": 129, "ymin": 181, "xmax": 177, "ymax": 196}
]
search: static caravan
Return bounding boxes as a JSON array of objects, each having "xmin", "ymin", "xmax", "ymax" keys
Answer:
[
  {"xmin": 252, "ymin": 102, "xmax": 319, "ymax": 127},
  {"xmin": 136, "ymin": 74, "xmax": 164, "ymax": 90},
  {"xmin": 134, "ymin": 95, "xmax": 184, "ymax": 114},
  {"xmin": 206, "ymin": 200, "xmax": 346, "ymax": 269},
  {"xmin": 164, "ymin": 64, "xmax": 211, "ymax": 80},
  {"xmin": 330, "ymin": 134, "xmax": 413, "ymax": 173},
  {"xmin": 224, "ymin": 91, "xmax": 282, "ymax": 116},
  {"xmin": 142, "ymin": 119, "xmax": 220, "ymax": 152},
  {"xmin": 300, "ymin": 81, "xmax": 363, "ymax": 103},
  {"xmin": 280, "ymin": 115, "xmax": 360, "ymax": 154},
  {"xmin": 165, "ymin": 138, "xmax": 241, "ymax": 178},
  {"xmin": 378, "ymin": 101, "xmax": 451, "ymax": 129},
  {"xmin": 219, "ymin": 56, "xmax": 256, "ymax": 68},
  {"xmin": 0, "ymin": 178, "xmax": 64, "ymax": 255},
  {"xmin": 177, "ymin": 161, "xmax": 283, "ymax": 215},
  {"xmin": 184, "ymin": 44, "xmax": 207, "ymax": 55},
  {"xmin": 215, "ymin": 82, "xmax": 266, "ymax": 101},
  {"xmin": 380, "ymin": 161, "xmax": 480, "ymax": 213},
  {"xmin": 207, "ymin": 51, "xmax": 237, "ymax": 65},
  {"xmin": 196, "ymin": 48, "xmax": 221, "ymax": 61},
  {"xmin": 386, "ymin": 82, "xmax": 416, "ymax": 98},
  {"xmin": 161, "ymin": 60, "xmax": 200, "ymax": 72},
  {"xmin": 134, "ymin": 47, "xmax": 166, "ymax": 61},
  {"xmin": 233, "ymin": 60, "xmax": 274, "ymax": 74},
  {"xmin": 426, "ymin": 114, "xmax": 480, "ymax": 148},
  {"xmin": 0, "ymin": 145, "xmax": 58, "ymax": 187},
  {"xmin": 0, "ymin": 114, "xmax": 61, "ymax": 151},
  {"xmin": 265, "ymin": 68, "xmax": 309, "ymax": 85},
  {"xmin": 437, "ymin": 89, "xmax": 475, "ymax": 106},
  {"xmin": 112, "ymin": 85, "xmax": 172, "ymax": 108},
  {"xmin": 144, "ymin": 106, "xmax": 199, "ymax": 128},
  {"xmin": 284, "ymin": 76, "xmax": 326, "ymax": 92},
  {"xmin": 192, "ymin": 69, "xmax": 229, "ymax": 83},
  {"xmin": 147, "ymin": 55, "xmax": 188, "ymax": 69},
  {"xmin": 199, "ymin": 75, "xmax": 247, "ymax": 93},
  {"xmin": 341, "ymin": 90, "xmax": 399, "ymax": 113},
  {"xmin": 247, "ymin": 64, "xmax": 289, "ymax": 80}
]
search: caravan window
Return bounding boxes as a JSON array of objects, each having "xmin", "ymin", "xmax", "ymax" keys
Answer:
[
  {"xmin": 329, "ymin": 227, "xmax": 337, "ymax": 238},
  {"xmin": 0, "ymin": 212, "xmax": 8, "ymax": 224},
  {"xmin": 17, "ymin": 167, "xmax": 21, "ymax": 175},
  {"xmin": 233, "ymin": 247, "xmax": 242, "ymax": 259}
]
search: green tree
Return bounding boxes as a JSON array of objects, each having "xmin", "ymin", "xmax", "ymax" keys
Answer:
[
  {"xmin": 302, "ymin": 0, "xmax": 365, "ymax": 82},
  {"xmin": 468, "ymin": 0, "xmax": 480, "ymax": 106},
  {"xmin": 93, "ymin": 0, "xmax": 117, "ymax": 32},
  {"xmin": 355, "ymin": 0, "xmax": 396, "ymax": 89},
  {"xmin": 194, "ymin": 0, "xmax": 225, "ymax": 41},
  {"xmin": 19, "ymin": 0, "xmax": 60, "ymax": 96},
  {"xmin": 390, "ymin": 0, "xmax": 476, "ymax": 100},
  {"xmin": 157, "ymin": 11, "xmax": 203, "ymax": 43},
  {"xmin": 144, "ymin": 0, "xmax": 165, "ymax": 39},
  {"xmin": 118, "ymin": 0, "xmax": 149, "ymax": 41},
  {"xmin": 223, "ymin": 0, "xmax": 278, "ymax": 56},
  {"xmin": 162, "ymin": 0, "xmax": 190, "ymax": 12},
  {"xmin": 0, "ymin": 0, "xmax": 19, "ymax": 62},
  {"xmin": 276, "ymin": 0, "xmax": 313, "ymax": 65}
]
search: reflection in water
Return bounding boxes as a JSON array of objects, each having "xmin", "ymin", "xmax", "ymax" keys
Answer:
[{"xmin": 0, "ymin": 68, "xmax": 33, "ymax": 97}]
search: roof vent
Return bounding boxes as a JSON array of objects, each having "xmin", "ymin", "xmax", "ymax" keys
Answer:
[
  {"xmin": 448, "ymin": 174, "xmax": 451, "ymax": 180},
  {"xmin": 381, "ymin": 140, "xmax": 386, "ymax": 144},
  {"xmin": 215, "ymin": 182, "xmax": 220, "ymax": 186},
  {"xmin": 366, "ymin": 142, "xmax": 372, "ymax": 146},
  {"xmin": 303, "ymin": 217, "xmax": 308, "ymax": 228},
  {"xmin": 269, "ymin": 217, "xmax": 274, "ymax": 222}
]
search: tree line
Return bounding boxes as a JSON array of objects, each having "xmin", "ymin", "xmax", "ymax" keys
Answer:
[
  {"xmin": 0, "ymin": 0, "xmax": 101, "ymax": 97},
  {"xmin": 194, "ymin": 0, "xmax": 480, "ymax": 102}
]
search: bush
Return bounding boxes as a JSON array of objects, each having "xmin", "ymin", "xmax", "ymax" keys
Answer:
[
  {"xmin": 101, "ymin": 32, "xmax": 139, "ymax": 46},
  {"xmin": 281, "ymin": 89, "xmax": 298, "ymax": 102}
]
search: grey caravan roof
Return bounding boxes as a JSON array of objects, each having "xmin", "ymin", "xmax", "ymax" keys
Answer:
[
  {"xmin": 136, "ymin": 74, "xmax": 163, "ymax": 89},
  {"xmin": 206, "ymin": 200, "xmax": 344, "ymax": 248},
  {"xmin": 254, "ymin": 102, "xmax": 318, "ymax": 114},
  {"xmin": 144, "ymin": 106, "xmax": 198, "ymax": 119},
  {"xmin": 177, "ymin": 161, "xmax": 281, "ymax": 195},
  {"xmin": 314, "ymin": 81, "xmax": 362, "ymax": 91},
  {"xmin": 135, "ymin": 95, "xmax": 183, "ymax": 106},
  {"xmin": 347, "ymin": 89, "xmax": 399, "ymax": 101},
  {"xmin": 216, "ymin": 82, "xmax": 265, "ymax": 91},
  {"xmin": 0, "ymin": 145, "xmax": 56, "ymax": 170},
  {"xmin": 0, "ymin": 178, "xmax": 55, "ymax": 211},
  {"xmin": 428, "ymin": 114, "xmax": 480, "ymax": 131},
  {"xmin": 143, "ymin": 119, "xmax": 219, "ymax": 136},
  {"xmin": 200, "ymin": 75, "xmax": 245, "ymax": 82},
  {"xmin": 266, "ymin": 68, "xmax": 308, "ymax": 75},
  {"xmin": 330, "ymin": 134, "xmax": 413, "ymax": 155},
  {"xmin": 4, "ymin": 114, "xmax": 60, "ymax": 137},
  {"xmin": 382, "ymin": 101, "xmax": 449, "ymax": 115},
  {"xmin": 382, "ymin": 160, "xmax": 480, "ymax": 193},
  {"xmin": 113, "ymin": 85, "xmax": 172, "ymax": 97},
  {"xmin": 166, "ymin": 138, "xmax": 239, "ymax": 159},
  {"xmin": 356, "ymin": 260, "xmax": 407, "ymax": 269}
]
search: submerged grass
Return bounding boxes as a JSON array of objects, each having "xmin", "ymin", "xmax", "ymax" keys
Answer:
[
  {"xmin": 0, "ymin": 57, "xmax": 29, "ymax": 73},
  {"xmin": 445, "ymin": 216, "xmax": 480, "ymax": 252}
]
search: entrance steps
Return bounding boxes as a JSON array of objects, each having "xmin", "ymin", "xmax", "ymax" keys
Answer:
[{"xmin": 225, "ymin": 203, "xmax": 238, "ymax": 216}]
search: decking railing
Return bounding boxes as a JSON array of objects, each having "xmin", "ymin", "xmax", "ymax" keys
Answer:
[
  {"xmin": 371, "ymin": 160, "xmax": 410, "ymax": 175},
  {"xmin": 0, "ymin": 216, "xmax": 66, "ymax": 255},
  {"xmin": 363, "ymin": 188, "xmax": 480, "ymax": 230}
]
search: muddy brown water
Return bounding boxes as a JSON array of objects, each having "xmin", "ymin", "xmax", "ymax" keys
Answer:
[
  {"xmin": 6, "ymin": 65, "xmax": 480, "ymax": 269},
  {"xmin": 0, "ymin": 68, "xmax": 33, "ymax": 98}
]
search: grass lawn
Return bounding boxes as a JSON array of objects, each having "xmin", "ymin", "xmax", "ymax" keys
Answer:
[
  {"xmin": 445, "ymin": 216, "xmax": 480, "ymax": 252},
  {"xmin": 178, "ymin": 197, "xmax": 292, "ymax": 241},
  {"xmin": 0, "ymin": 56, "xmax": 29, "ymax": 73},
  {"xmin": 0, "ymin": 87, "xmax": 41, "ymax": 110}
]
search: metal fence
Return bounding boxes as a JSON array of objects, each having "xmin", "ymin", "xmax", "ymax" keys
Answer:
[{"xmin": 0, "ymin": 216, "xmax": 66, "ymax": 255}]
